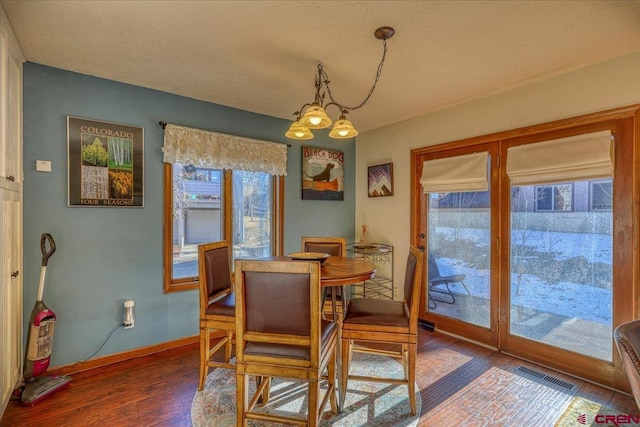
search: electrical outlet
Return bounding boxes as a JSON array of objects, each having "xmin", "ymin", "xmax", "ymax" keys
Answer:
[{"xmin": 123, "ymin": 300, "xmax": 135, "ymax": 329}]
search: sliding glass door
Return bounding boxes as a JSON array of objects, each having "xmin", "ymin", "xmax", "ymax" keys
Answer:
[
  {"xmin": 412, "ymin": 111, "xmax": 636, "ymax": 388},
  {"xmin": 509, "ymin": 179, "xmax": 613, "ymax": 360},
  {"xmin": 417, "ymin": 145, "xmax": 498, "ymax": 345}
]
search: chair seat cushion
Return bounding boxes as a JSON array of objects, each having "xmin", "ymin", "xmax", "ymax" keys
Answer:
[
  {"xmin": 206, "ymin": 293, "xmax": 235, "ymax": 317},
  {"xmin": 343, "ymin": 298, "xmax": 408, "ymax": 328},
  {"xmin": 245, "ymin": 320, "xmax": 337, "ymax": 360}
]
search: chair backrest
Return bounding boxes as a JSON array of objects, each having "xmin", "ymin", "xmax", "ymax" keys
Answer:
[
  {"xmin": 614, "ymin": 320, "xmax": 640, "ymax": 409},
  {"xmin": 404, "ymin": 246, "xmax": 425, "ymax": 333},
  {"xmin": 235, "ymin": 259, "xmax": 323, "ymax": 367},
  {"xmin": 301, "ymin": 236, "xmax": 346, "ymax": 257},
  {"xmin": 198, "ymin": 240, "xmax": 233, "ymax": 318},
  {"xmin": 427, "ymin": 251, "xmax": 441, "ymax": 281}
]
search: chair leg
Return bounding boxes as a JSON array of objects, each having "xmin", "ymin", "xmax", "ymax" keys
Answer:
[
  {"xmin": 428, "ymin": 293, "xmax": 437, "ymax": 309},
  {"xmin": 261, "ymin": 377, "xmax": 271, "ymax": 404},
  {"xmin": 236, "ymin": 371, "xmax": 248, "ymax": 427},
  {"xmin": 327, "ymin": 348, "xmax": 338, "ymax": 414},
  {"xmin": 321, "ymin": 287, "xmax": 330, "ymax": 320},
  {"xmin": 402, "ymin": 344, "xmax": 409, "ymax": 379},
  {"xmin": 430, "ymin": 283, "xmax": 456, "ymax": 304},
  {"xmin": 340, "ymin": 339, "xmax": 352, "ymax": 410},
  {"xmin": 309, "ymin": 379, "xmax": 321, "ymax": 427},
  {"xmin": 460, "ymin": 280, "xmax": 471, "ymax": 295},
  {"xmin": 198, "ymin": 327, "xmax": 209, "ymax": 391},
  {"xmin": 224, "ymin": 331, "xmax": 233, "ymax": 362},
  {"xmin": 408, "ymin": 343, "xmax": 417, "ymax": 416}
]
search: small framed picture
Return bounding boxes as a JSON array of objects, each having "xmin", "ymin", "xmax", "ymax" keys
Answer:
[{"xmin": 368, "ymin": 162, "xmax": 393, "ymax": 197}]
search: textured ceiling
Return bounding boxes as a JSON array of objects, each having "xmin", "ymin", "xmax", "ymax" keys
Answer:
[{"xmin": 2, "ymin": 0, "xmax": 640, "ymax": 133}]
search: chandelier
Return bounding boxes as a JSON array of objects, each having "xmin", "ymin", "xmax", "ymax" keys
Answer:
[{"xmin": 285, "ymin": 26, "xmax": 395, "ymax": 140}]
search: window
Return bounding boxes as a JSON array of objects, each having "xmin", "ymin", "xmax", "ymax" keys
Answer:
[
  {"xmin": 534, "ymin": 183, "xmax": 573, "ymax": 211},
  {"xmin": 590, "ymin": 179, "xmax": 612, "ymax": 211},
  {"xmin": 163, "ymin": 163, "xmax": 283, "ymax": 292}
]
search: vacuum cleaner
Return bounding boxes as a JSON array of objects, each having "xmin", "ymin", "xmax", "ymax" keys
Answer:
[{"xmin": 13, "ymin": 233, "xmax": 72, "ymax": 406}]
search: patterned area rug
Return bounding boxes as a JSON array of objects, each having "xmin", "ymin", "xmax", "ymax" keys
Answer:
[
  {"xmin": 555, "ymin": 397, "xmax": 636, "ymax": 427},
  {"xmin": 191, "ymin": 351, "xmax": 421, "ymax": 426}
]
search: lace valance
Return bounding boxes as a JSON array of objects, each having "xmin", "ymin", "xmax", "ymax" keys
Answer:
[{"xmin": 162, "ymin": 124, "xmax": 288, "ymax": 176}]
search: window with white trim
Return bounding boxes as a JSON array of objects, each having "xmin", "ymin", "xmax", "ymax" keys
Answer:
[{"xmin": 534, "ymin": 183, "xmax": 573, "ymax": 212}]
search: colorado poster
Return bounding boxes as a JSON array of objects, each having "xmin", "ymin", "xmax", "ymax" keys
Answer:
[{"xmin": 67, "ymin": 117, "xmax": 144, "ymax": 207}]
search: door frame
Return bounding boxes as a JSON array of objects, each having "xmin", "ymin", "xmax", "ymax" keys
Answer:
[
  {"xmin": 410, "ymin": 104, "xmax": 640, "ymax": 390},
  {"xmin": 413, "ymin": 142, "xmax": 500, "ymax": 348}
]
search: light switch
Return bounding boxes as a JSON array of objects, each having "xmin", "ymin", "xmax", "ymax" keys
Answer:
[{"xmin": 36, "ymin": 160, "xmax": 52, "ymax": 172}]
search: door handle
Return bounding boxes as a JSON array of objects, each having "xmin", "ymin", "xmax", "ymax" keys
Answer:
[
  {"xmin": 11, "ymin": 270, "xmax": 19, "ymax": 278},
  {"xmin": 419, "ymin": 233, "xmax": 426, "ymax": 239}
]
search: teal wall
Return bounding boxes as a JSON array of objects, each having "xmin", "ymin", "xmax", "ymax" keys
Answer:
[{"xmin": 23, "ymin": 63, "xmax": 356, "ymax": 367}]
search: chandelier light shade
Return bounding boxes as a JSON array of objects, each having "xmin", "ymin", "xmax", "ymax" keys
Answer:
[
  {"xmin": 285, "ymin": 120, "xmax": 314, "ymax": 140},
  {"xmin": 328, "ymin": 114, "xmax": 358, "ymax": 139},
  {"xmin": 299, "ymin": 104, "xmax": 332, "ymax": 129},
  {"xmin": 285, "ymin": 26, "xmax": 394, "ymax": 141}
]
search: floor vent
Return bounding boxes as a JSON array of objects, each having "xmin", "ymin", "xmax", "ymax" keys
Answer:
[{"xmin": 514, "ymin": 366, "xmax": 576, "ymax": 392}]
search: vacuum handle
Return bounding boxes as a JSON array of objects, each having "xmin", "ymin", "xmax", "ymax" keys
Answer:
[{"xmin": 41, "ymin": 233, "xmax": 56, "ymax": 266}]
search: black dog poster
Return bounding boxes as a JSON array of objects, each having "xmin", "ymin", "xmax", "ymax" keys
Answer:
[{"xmin": 301, "ymin": 146, "xmax": 344, "ymax": 201}]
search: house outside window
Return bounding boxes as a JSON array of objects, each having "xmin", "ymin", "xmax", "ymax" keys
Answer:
[
  {"xmin": 164, "ymin": 163, "xmax": 282, "ymax": 292},
  {"xmin": 535, "ymin": 183, "xmax": 573, "ymax": 211},
  {"xmin": 590, "ymin": 179, "xmax": 613, "ymax": 211}
]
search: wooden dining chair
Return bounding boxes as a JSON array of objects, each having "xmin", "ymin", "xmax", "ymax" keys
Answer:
[
  {"xmin": 301, "ymin": 236, "xmax": 347, "ymax": 258},
  {"xmin": 197, "ymin": 240, "xmax": 236, "ymax": 391},
  {"xmin": 339, "ymin": 245, "xmax": 425, "ymax": 415},
  {"xmin": 234, "ymin": 259, "xmax": 338, "ymax": 427},
  {"xmin": 301, "ymin": 236, "xmax": 347, "ymax": 319}
]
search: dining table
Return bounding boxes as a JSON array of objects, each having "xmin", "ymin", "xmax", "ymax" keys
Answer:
[{"xmin": 319, "ymin": 255, "xmax": 376, "ymax": 317}]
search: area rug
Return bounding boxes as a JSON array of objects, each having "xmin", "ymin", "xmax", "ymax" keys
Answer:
[
  {"xmin": 191, "ymin": 351, "xmax": 421, "ymax": 426},
  {"xmin": 554, "ymin": 397, "xmax": 637, "ymax": 427}
]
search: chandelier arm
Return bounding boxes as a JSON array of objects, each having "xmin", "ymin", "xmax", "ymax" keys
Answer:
[
  {"xmin": 322, "ymin": 102, "xmax": 346, "ymax": 114},
  {"xmin": 321, "ymin": 39, "xmax": 388, "ymax": 112}
]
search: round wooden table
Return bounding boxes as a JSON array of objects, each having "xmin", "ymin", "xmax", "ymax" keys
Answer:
[
  {"xmin": 320, "ymin": 256, "xmax": 376, "ymax": 286},
  {"xmin": 266, "ymin": 255, "xmax": 377, "ymax": 285}
]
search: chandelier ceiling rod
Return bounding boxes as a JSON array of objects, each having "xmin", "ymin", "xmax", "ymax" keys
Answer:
[
  {"xmin": 323, "ymin": 27, "xmax": 392, "ymax": 112},
  {"xmin": 285, "ymin": 26, "xmax": 395, "ymax": 141}
]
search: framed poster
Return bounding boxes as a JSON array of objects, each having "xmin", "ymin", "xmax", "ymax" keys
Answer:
[
  {"xmin": 368, "ymin": 162, "xmax": 394, "ymax": 197},
  {"xmin": 301, "ymin": 146, "xmax": 344, "ymax": 200},
  {"xmin": 67, "ymin": 116, "xmax": 144, "ymax": 207}
]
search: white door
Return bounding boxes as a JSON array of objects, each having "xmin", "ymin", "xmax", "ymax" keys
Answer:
[
  {"xmin": 0, "ymin": 4, "xmax": 24, "ymax": 415},
  {"xmin": 0, "ymin": 188, "xmax": 22, "ymax": 412}
]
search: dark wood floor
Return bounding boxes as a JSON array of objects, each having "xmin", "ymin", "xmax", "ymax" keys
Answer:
[{"xmin": 2, "ymin": 329, "xmax": 637, "ymax": 426}]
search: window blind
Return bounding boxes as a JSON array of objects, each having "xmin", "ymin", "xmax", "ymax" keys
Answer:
[
  {"xmin": 162, "ymin": 124, "xmax": 288, "ymax": 176},
  {"xmin": 506, "ymin": 130, "xmax": 613, "ymax": 186},
  {"xmin": 420, "ymin": 152, "xmax": 488, "ymax": 193}
]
